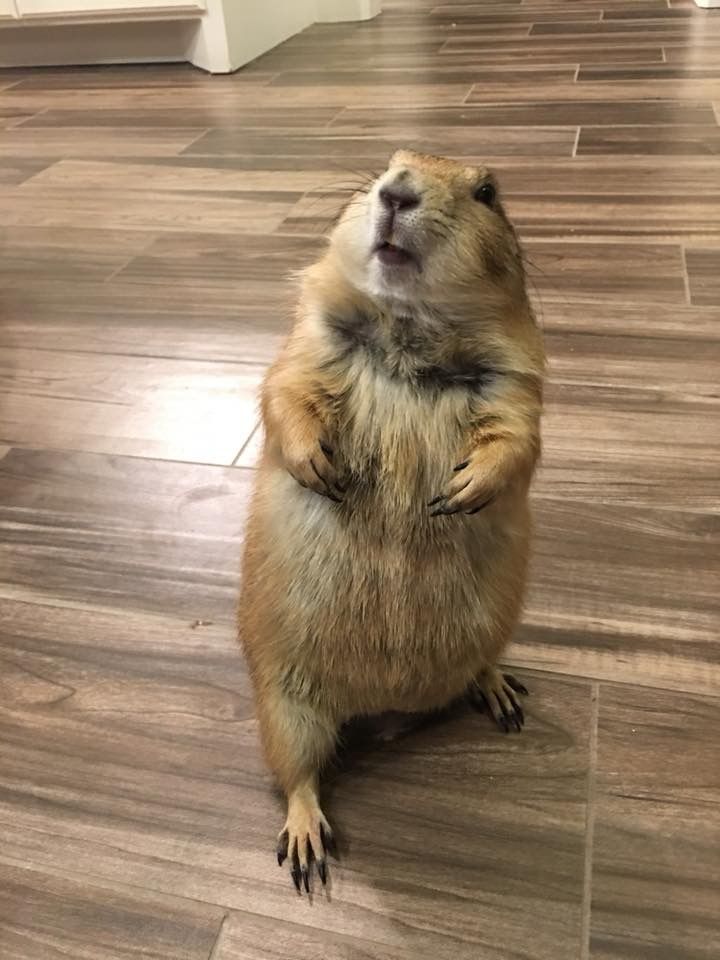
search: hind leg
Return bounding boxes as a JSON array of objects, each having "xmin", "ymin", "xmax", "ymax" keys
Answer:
[
  {"xmin": 256, "ymin": 691, "xmax": 338, "ymax": 894},
  {"xmin": 469, "ymin": 666, "xmax": 529, "ymax": 733}
]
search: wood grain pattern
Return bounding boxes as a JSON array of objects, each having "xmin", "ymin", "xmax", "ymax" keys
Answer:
[
  {"xmin": 0, "ymin": 350, "xmax": 261, "ymax": 461},
  {"xmin": 577, "ymin": 123, "xmax": 720, "ymax": 156},
  {"xmin": 0, "ymin": 226, "xmax": 154, "ymax": 283},
  {"xmin": 590, "ymin": 684, "xmax": 720, "ymax": 959},
  {"xmin": 0, "ymin": 449, "xmax": 252, "ymax": 618},
  {"xmin": 0, "ymin": 864, "xmax": 224, "ymax": 960},
  {"xmin": 0, "ymin": 279, "xmax": 292, "ymax": 364},
  {"xmin": 332, "ymin": 101, "xmax": 718, "ymax": 127},
  {"xmin": 0, "ymin": 0, "xmax": 718, "ymax": 956},
  {"xmin": 685, "ymin": 247, "xmax": 720, "ymax": 305},
  {"xmin": 0, "ymin": 127, "xmax": 209, "ymax": 158}
]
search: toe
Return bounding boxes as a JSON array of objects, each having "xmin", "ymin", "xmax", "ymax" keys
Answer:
[
  {"xmin": 469, "ymin": 686, "xmax": 490, "ymax": 713},
  {"xmin": 495, "ymin": 688, "xmax": 523, "ymax": 732}
]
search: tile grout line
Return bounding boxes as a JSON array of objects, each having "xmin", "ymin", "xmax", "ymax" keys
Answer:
[
  {"xmin": 102, "ymin": 235, "xmax": 159, "ymax": 284},
  {"xmin": 8, "ymin": 105, "xmax": 50, "ymax": 129},
  {"xmin": 572, "ymin": 126, "xmax": 581, "ymax": 156},
  {"xmin": 177, "ymin": 127, "xmax": 213, "ymax": 155},
  {"xmin": 208, "ymin": 913, "xmax": 229, "ymax": 960},
  {"xmin": 231, "ymin": 422, "xmax": 260, "ymax": 467},
  {"xmin": 581, "ymin": 681, "xmax": 600, "ymax": 960},
  {"xmin": 681, "ymin": 245, "xmax": 692, "ymax": 305}
]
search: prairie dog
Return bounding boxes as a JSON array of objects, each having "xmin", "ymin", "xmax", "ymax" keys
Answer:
[{"xmin": 239, "ymin": 151, "xmax": 545, "ymax": 893}]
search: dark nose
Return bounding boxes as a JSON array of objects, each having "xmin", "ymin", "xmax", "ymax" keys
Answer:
[{"xmin": 379, "ymin": 183, "xmax": 420, "ymax": 212}]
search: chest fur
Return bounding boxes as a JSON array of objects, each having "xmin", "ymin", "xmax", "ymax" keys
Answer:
[{"xmin": 336, "ymin": 352, "xmax": 473, "ymax": 508}]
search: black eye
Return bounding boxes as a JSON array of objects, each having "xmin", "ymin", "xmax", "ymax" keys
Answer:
[{"xmin": 474, "ymin": 183, "xmax": 496, "ymax": 206}]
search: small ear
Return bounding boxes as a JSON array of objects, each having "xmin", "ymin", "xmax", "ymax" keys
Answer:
[{"xmin": 390, "ymin": 149, "xmax": 415, "ymax": 168}]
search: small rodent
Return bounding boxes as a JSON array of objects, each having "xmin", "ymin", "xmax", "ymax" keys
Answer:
[{"xmin": 239, "ymin": 150, "xmax": 545, "ymax": 894}]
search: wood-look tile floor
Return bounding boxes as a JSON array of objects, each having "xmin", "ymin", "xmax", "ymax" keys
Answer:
[{"xmin": 1, "ymin": 1, "xmax": 719, "ymax": 958}]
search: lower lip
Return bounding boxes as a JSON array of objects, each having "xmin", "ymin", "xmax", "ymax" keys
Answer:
[{"xmin": 376, "ymin": 244, "xmax": 416, "ymax": 268}]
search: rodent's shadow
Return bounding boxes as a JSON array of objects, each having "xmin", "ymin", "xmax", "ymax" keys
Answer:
[{"xmin": 320, "ymin": 698, "xmax": 471, "ymax": 859}]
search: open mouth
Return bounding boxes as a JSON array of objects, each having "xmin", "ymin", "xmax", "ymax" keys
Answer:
[{"xmin": 375, "ymin": 241, "xmax": 417, "ymax": 269}]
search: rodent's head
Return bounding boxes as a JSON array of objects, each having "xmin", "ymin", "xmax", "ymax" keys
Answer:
[{"xmin": 330, "ymin": 150, "xmax": 526, "ymax": 308}]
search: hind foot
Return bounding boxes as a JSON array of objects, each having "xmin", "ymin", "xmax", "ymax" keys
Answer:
[
  {"xmin": 469, "ymin": 667, "xmax": 528, "ymax": 733},
  {"xmin": 276, "ymin": 786, "xmax": 335, "ymax": 895}
]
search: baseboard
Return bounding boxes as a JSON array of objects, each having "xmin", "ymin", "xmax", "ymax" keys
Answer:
[
  {"xmin": 0, "ymin": 19, "xmax": 198, "ymax": 68},
  {"xmin": 693, "ymin": 0, "xmax": 720, "ymax": 7},
  {"xmin": 316, "ymin": 0, "xmax": 381, "ymax": 22}
]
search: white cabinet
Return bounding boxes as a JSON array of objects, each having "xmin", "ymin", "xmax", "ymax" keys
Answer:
[
  {"xmin": 16, "ymin": 0, "xmax": 205, "ymax": 18},
  {"xmin": 1, "ymin": 0, "xmax": 379, "ymax": 73},
  {"xmin": 0, "ymin": 0, "xmax": 18, "ymax": 20}
]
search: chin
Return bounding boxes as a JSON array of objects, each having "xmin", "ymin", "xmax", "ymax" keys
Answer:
[{"xmin": 367, "ymin": 257, "xmax": 425, "ymax": 304}]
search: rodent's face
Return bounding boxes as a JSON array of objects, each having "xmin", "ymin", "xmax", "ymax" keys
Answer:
[{"xmin": 331, "ymin": 150, "xmax": 524, "ymax": 305}]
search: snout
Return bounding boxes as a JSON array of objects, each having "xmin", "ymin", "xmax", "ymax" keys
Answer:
[
  {"xmin": 379, "ymin": 181, "xmax": 420, "ymax": 213},
  {"xmin": 372, "ymin": 168, "xmax": 424, "ymax": 271}
]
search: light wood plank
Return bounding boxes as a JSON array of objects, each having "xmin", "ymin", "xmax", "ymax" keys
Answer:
[{"xmin": 0, "ymin": 349, "xmax": 261, "ymax": 462}]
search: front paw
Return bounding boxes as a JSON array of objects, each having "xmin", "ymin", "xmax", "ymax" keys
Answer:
[
  {"xmin": 285, "ymin": 439, "xmax": 346, "ymax": 503},
  {"xmin": 428, "ymin": 454, "xmax": 499, "ymax": 517}
]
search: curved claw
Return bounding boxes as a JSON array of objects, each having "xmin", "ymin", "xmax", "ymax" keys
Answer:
[
  {"xmin": 504, "ymin": 673, "xmax": 529, "ymax": 696},
  {"xmin": 290, "ymin": 840, "xmax": 301, "ymax": 892},
  {"xmin": 277, "ymin": 830, "xmax": 289, "ymax": 867},
  {"xmin": 310, "ymin": 459, "xmax": 344, "ymax": 503},
  {"xmin": 279, "ymin": 819, "xmax": 337, "ymax": 894},
  {"xmin": 494, "ymin": 695, "xmax": 511, "ymax": 733},
  {"xmin": 469, "ymin": 670, "xmax": 529, "ymax": 733}
]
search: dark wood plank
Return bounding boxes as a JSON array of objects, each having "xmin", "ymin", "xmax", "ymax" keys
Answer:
[
  {"xmin": 0, "ymin": 157, "xmax": 52, "ymax": 186},
  {"xmin": 3, "ymin": 63, "xmax": 276, "ymax": 90},
  {"xmin": 0, "ymin": 449, "xmax": 252, "ymax": 618},
  {"xmin": 590, "ymin": 684, "xmax": 720, "ymax": 960},
  {"xmin": 334, "ymin": 101, "xmax": 717, "ymax": 128},
  {"xmin": 685, "ymin": 247, "xmax": 720, "ymax": 305},
  {"xmin": 0, "ymin": 226, "xmax": 154, "ymax": 283},
  {"xmin": 578, "ymin": 63, "xmax": 720, "ymax": 81},
  {"xmin": 116, "ymin": 231, "xmax": 324, "ymax": 286},
  {"xmin": 525, "ymin": 241, "xmax": 687, "ymax": 304},
  {"xmin": 494, "ymin": 157, "xmax": 720, "ymax": 198},
  {"xmin": 0, "ymin": 107, "xmax": 38, "ymax": 127},
  {"xmin": 0, "ymin": 183, "xmax": 296, "ymax": 234},
  {"xmin": 186, "ymin": 126, "xmax": 579, "ymax": 159},
  {"xmin": 21, "ymin": 107, "xmax": 342, "ymax": 129},
  {"xmin": 602, "ymin": 5, "xmax": 696, "ymax": 18},
  {"xmin": 515, "ymin": 491, "xmax": 720, "ymax": 696},
  {"xmin": 0, "ymin": 864, "xmax": 224, "ymax": 960},
  {"xmin": 0, "ymin": 278, "xmax": 289, "ymax": 364},
  {"xmin": 440, "ymin": 39, "xmax": 667, "ymax": 62},
  {"xmin": 531, "ymin": 18, "xmax": 720, "ymax": 36},
  {"xmin": 268, "ymin": 66, "xmax": 578, "ymax": 87},
  {"xmin": 577, "ymin": 124, "xmax": 720, "ymax": 157},
  {"xmin": 0, "ymin": 127, "xmax": 209, "ymax": 158}
]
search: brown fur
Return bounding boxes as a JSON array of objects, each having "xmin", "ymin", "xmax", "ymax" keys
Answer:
[{"xmin": 239, "ymin": 151, "xmax": 545, "ymax": 887}]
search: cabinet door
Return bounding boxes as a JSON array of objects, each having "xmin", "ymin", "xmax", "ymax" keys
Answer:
[
  {"xmin": 16, "ymin": 0, "xmax": 205, "ymax": 18},
  {"xmin": 0, "ymin": 0, "xmax": 19, "ymax": 20}
]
